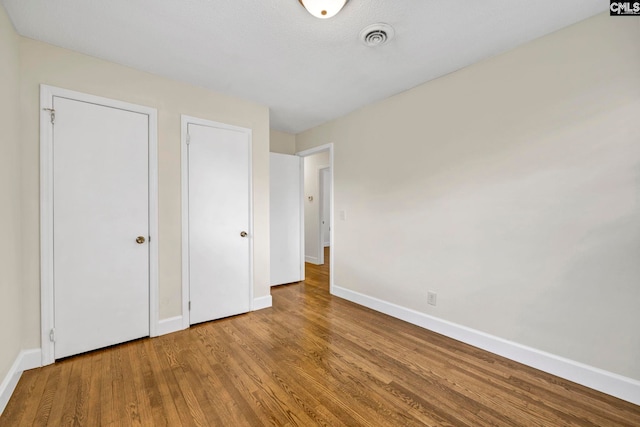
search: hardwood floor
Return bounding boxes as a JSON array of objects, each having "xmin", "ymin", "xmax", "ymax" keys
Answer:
[{"xmin": 2, "ymin": 247, "xmax": 639, "ymax": 426}]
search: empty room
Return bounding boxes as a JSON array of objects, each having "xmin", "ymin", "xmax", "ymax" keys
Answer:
[{"xmin": 1, "ymin": 0, "xmax": 639, "ymax": 425}]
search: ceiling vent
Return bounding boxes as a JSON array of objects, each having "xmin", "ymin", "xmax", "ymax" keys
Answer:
[{"xmin": 360, "ymin": 23, "xmax": 395, "ymax": 47}]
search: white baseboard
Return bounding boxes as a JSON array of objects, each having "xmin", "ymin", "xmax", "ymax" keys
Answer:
[
  {"xmin": 157, "ymin": 316, "xmax": 184, "ymax": 336},
  {"xmin": 253, "ymin": 295, "xmax": 273, "ymax": 311},
  {"xmin": 18, "ymin": 349, "xmax": 41, "ymax": 372},
  {"xmin": 305, "ymin": 255, "xmax": 320, "ymax": 264},
  {"xmin": 332, "ymin": 285, "xmax": 640, "ymax": 406},
  {"xmin": 0, "ymin": 348, "xmax": 42, "ymax": 416}
]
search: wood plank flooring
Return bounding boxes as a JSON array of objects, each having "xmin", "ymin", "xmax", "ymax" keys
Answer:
[{"xmin": 2, "ymin": 247, "xmax": 639, "ymax": 426}]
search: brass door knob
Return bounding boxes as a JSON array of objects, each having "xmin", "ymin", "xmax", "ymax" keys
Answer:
[
  {"xmin": 240, "ymin": 231, "xmax": 248, "ymax": 237},
  {"xmin": 136, "ymin": 236, "xmax": 146, "ymax": 244}
]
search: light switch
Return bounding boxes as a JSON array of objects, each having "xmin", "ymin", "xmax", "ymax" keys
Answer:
[{"xmin": 339, "ymin": 210, "xmax": 346, "ymax": 221}]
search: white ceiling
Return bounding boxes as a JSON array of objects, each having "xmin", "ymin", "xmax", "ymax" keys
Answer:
[{"xmin": 2, "ymin": 0, "xmax": 607, "ymax": 134}]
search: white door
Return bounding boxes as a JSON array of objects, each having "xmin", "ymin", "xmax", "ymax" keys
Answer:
[
  {"xmin": 320, "ymin": 167, "xmax": 331, "ymax": 248},
  {"xmin": 270, "ymin": 153, "xmax": 302, "ymax": 286},
  {"xmin": 53, "ymin": 97, "xmax": 150, "ymax": 359},
  {"xmin": 187, "ymin": 122, "xmax": 252, "ymax": 324}
]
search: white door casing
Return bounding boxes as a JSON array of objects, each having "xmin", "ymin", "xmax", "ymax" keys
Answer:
[
  {"xmin": 40, "ymin": 85, "xmax": 159, "ymax": 364},
  {"xmin": 182, "ymin": 117, "xmax": 253, "ymax": 325},
  {"xmin": 270, "ymin": 153, "xmax": 303, "ymax": 286}
]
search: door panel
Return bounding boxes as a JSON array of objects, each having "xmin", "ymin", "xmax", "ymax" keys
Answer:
[
  {"xmin": 270, "ymin": 153, "xmax": 302, "ymax": 286},
  {"xmin": 321, "ymin": 168, "xmax": 331, "ymax": 247},
  {"xmin": 188, "ymin": 123, "xmax": 251, "ymax": 324},
  {"xmin": 53, "ymin": 97, "xmax": 150, "ymax": 359}
]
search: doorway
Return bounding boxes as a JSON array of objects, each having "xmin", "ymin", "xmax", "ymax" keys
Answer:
[{"xmin": 297, "ymin": 144, "xmax": 334, "ymax": 293}]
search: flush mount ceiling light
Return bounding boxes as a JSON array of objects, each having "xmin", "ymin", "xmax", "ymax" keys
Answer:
[{"xmin": 298, "ymin": 0, "xmax": 348, "ymax": 19}]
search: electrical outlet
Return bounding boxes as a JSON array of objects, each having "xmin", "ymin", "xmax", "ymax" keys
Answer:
[{"xmin": 427, "ymin": 291, "xmax": 437, "ymax": 306}]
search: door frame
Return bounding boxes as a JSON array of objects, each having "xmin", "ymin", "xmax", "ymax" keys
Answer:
[
  {"xmin": 296, "ymin": 144, "xmax": 334, "ymax": 293},
  {"xmin": 180, "ymin": 115, "xmax": 254, "ymax": 329},
  {"xmin": 40, "ymin": 85, "xmax": 159, "ymax": 366}
]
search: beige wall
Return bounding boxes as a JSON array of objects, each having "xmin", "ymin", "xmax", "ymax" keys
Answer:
[
  {"xmin": 297, "ymin": 13, "xmax": 640, "ymax": 380},
  {"xmin": 270, "ymin": 129, "xmax": 296, "ymax": 154},
  {"xmin": 303, "ymin": 151, "xmax": 330, "ymax": 263},
  {"xmin": 18, "ymin": 38, "xmax": 271, "ymax": 349},
  {"xmin": 0, "ymin": 7, "xmax": 22, "ymax": 384}
]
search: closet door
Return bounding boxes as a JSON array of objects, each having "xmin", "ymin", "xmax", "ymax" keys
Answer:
[
  {"xmin": 186, "ymin": 121, "xmax": 252, "ymax": 324},
  {"xmin": 52, "ymin": 96, "xmax": 150, "ymax": 359}
]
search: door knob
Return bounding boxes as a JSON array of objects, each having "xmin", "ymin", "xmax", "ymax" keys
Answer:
[
  {"xmin": 240, "ymin": 231, "xmax": 247, "ymax": 237},
  {"xmin": 136, "ymin": 236, "xmax": 146, "ymax": 244}
]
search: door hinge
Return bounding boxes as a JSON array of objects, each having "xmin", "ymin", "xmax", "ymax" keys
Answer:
[
  {"xmin": 188, "ymin": 301, "xmax": 191, "ymax": 311},
  {"xmin": 43, "ymin": 108, "xmax": 55, "ymax": 124},
  {"xmin": 186, "ymin": 133, "xmax": 191, "ymax": 144},
  {"xmin": 49, "ymin": 328, "xmax": 56, "ymax": 342}
]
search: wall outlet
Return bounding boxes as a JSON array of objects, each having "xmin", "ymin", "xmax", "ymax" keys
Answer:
[{"xmin": 427, "ymin": 291, "xmax": 437, "ymax": 306}]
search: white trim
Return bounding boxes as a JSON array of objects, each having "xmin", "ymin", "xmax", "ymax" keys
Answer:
[
  {"xmin": 329, "ymin": 147, "xmax": 334, "ymax": 294},
  {"xmin": 40, "ymin": 86, "xmax": 54, "ymax": 365},
  {"xmin": 180, "ymin": 117, "xmax": 190, "ymax": 330},
  {"xmin": 157, "ymin": 316, "xmax": 185, "ymax": 336},
  {"xmin": 0, "ymin": 358, "xmax": 21, "ymax": 415},
  {"xmin": 148, "ymin": 105, "xmax": 159, "ymax": 338},
  {"xmin": 333, "ymin": 285, "xmax": 640, "ymax": 406},
  {"xmin": 305, "ymin": 255, "xmax": 320, "ymax": 264},
  {"xmin": 17, "ymin": 349, "xmax": 42, "ymax": 372},
  {"xmin": 40, "ymin": 85, "xmax": 159, "ymax": 365},
  {"xmin": 181, "ymin": 115, "xmax": 254, "ymax": 328},
  {"xmin": 296, "ymin": 143, "xmax": 335, "ymax": 293},
  {"xmin": 0, "ymin": 349, "xmax": 42, "ymax": 415},
  {"xmin": 296, "ymin": 144, "xmax": 333, "ymax": 158},
  {"xmin": 298, "ymin": 156, "xmax": 306, "ymax": 281},
  {"xmin": 252, "ymin": 295, "xmax": 273, "ymax": 311}
]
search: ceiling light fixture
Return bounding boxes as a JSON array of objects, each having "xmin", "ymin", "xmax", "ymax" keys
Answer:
[{"xmin": 298, "ymin": 0, "xmax": 348, "ymax": 19}]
